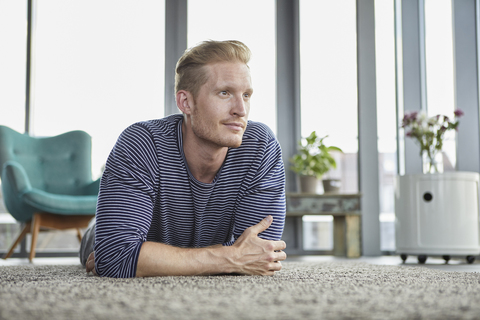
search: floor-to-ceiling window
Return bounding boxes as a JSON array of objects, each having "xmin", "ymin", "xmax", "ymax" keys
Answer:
[
  {"xmin": 375, "ymin": 0, "xmax": 397, "ymax": 252},
  {"xmin": 300, "ymin": 0, "xmax": 358, "ymax": 193},
  {"xmin": 187, "ymin": 0, "xmax": 277, "ymax": 134},
  {"xmin": 32, "ymin": 0, "xmax": 165, "ymax": 179},
  {"xmin": 0, "ymin": 0, "xmax": 27, "ymax": 253},
  {"xmin": 424, "ymin": 0, "xmax": 456, "ymax": 170},
  {"xmin": 300, "ymin": 0, "xmax": 358, "ymax": 251},
  {"xmin": 0, "ymin": 0, "xmax": 165, "ymax": 255},
  {"xmin": 0, "ymin": 1, "xmax": 26, "ymax": 134}
]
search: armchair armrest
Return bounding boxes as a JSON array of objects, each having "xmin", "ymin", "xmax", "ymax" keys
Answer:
[
  {"xmin": 1, "ymin": 161, "xmax": 36, "ymax": 222},
  {"xmin": 1, "ymin": 161, "xmax": 32, "ymax": 195}
]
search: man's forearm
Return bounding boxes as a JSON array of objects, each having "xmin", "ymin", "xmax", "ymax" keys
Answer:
[
  {"xmin": 88, "ymin": 216, "xmax": 287, "ymax": 277},
  {"xmin": 136, "ymin": 241, "xmax": 234, "ymax": 277},
  {"xmin": 135, "ymin": 216, "xmax": 286, "ymax": 277}
]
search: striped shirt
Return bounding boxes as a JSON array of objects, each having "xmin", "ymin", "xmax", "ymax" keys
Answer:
[{"xmin": 94, "ymin": 114, "xmax": 286, "ymax": 278}]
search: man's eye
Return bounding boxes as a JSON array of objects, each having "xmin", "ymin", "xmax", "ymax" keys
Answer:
[{"xmin": 220, "ymin": 91, "xmax": 228, "ymax": 96}]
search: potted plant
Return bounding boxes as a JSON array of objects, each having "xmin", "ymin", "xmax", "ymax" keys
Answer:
[
  {"xmin": 401, "ymin": 109, "xmax": 463, "ymax": 173},
  {"xmin": 290, "ymin": 131, "xmax": 343, "ymax": 193}
]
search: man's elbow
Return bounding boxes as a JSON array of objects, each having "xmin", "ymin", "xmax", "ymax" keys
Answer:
[{"xmin": 94, "ymin": 244, "xmax": 142, "ymax": 278}]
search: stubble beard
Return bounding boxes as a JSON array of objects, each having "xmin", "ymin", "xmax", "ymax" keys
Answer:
[{"xmin": 191, "ymin": 109, "xmax": 244, "ymax": 149}]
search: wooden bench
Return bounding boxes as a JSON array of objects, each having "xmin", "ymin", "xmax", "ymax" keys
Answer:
[{"xmin": 284, "ymin": 193, "xmax": 362, "ymax": 258}]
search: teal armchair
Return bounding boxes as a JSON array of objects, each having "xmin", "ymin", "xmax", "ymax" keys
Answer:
[{"xmin": 0, "ymin": 126, "xmax": 99, "ymax": 261}]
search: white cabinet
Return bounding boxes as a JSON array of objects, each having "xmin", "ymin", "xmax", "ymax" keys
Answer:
[{"xmin": 395, "ymin": 172, "xmax": 480, "ymax": 263}]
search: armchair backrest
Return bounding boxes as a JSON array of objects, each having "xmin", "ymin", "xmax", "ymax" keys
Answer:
[{"xmin": 0, "ymin": 126, "xmax": 94, "ymax": 195}]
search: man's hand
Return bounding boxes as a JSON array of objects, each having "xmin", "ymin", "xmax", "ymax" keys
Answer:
[
  {"xmin": 86, "ymin": 251, "xmax": 97, "ymax": 276},
  {"xmin": 229, "ymin": 215, "xmax": 287, "ymax": 276}
]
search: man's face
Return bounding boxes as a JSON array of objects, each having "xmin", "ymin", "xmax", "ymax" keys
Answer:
[{"xmin": 189, "ymin": 61, "xmax": 253, "ymax": 149}]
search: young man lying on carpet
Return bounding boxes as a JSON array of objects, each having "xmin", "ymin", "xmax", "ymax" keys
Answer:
[{"xmin": 80, "ymin": 40, "xmax": 287, "ymax": 278}]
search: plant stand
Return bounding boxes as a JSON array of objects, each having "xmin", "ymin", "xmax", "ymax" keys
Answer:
[
  {"xmin": 395, "ymin": 172, "xmax": 480, "ymax": 264},
  {"xmin": 283, "ymin": 193, "xmax": 362, "ymax": 257}
]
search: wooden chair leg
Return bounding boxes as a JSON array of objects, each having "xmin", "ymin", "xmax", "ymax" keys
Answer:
[
  {"xmin": 2, "ymin": 221, "xmax": 31, "ymax": 260},
  {"xmin": 4, "ymin": 213, "xmax": 93, "ymax": 262},
  {"xmin": 76, "ymin": 228, "xmax": 83, "ymax": 242},
  {"xmin": 29, "ymin": 213, "xmax": 42, "ymax": 262}
]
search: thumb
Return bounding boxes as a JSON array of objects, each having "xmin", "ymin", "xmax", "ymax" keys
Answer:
[{"xmin": 249, "ymin": 215, "xmax": 273, "ymax": 235}]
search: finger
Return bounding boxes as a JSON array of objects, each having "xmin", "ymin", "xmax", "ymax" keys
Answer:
[
  {"xmin": 270, "ymin": 240, "xmax": 287, "ymax": 251},
  {"xmin": 86, "ymin": 252, "xmax": 95, "ymax": 273},
  {"xmin": 86, "ymin": 259, "xmax": 97, "ymax": 276},
  {"xmin": 248, "ymin": 215, "xmax": 273, "ymax": 235},
  {"xmin": 267, "ymin": 251, "xmax": 286, "ymax": 263},
  {"xmin": 273, "ymin": 251, "xmax": 287, "ymax": 262},
  {"xmin": 86, "ymin": 258, "xmax": 93, "ymax": 273},
  {"xmin": 86, "ymin": 252, "xmax": 94, "ymax": 266},
  {"xmin": 268, "ymin": 261, "xmax": 282, "ymax": 272}
]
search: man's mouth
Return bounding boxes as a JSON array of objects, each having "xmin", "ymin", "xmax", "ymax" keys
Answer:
[{"xmin": 223, "ymin": 122, "xmax": 245, "ymax": 131}]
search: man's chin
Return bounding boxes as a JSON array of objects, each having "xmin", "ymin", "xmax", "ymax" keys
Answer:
[
  {"xmin": 220, "ymin": 131, "xmax": 244, "ymax": 148},
  {"xmin": 224, "ymin": 136, "xmax": 243, "ymax": 148},
  {"xmin": 228, "ymin": 141, "xmax": 242, "ymax": 148}
]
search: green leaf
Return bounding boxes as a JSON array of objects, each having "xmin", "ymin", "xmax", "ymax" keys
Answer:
[{"xmin": 289, "ymin": 131, "xmax": 342, "ymax": 179}]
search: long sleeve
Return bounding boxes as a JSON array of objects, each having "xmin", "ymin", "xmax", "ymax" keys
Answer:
[{"xmin": 94, "ymin": 123, "xmax": 159, "ymax": 278}]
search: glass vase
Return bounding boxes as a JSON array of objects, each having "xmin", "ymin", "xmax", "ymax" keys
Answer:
[{"xmin": 422, "ymin": 150, "xmax": 443, "ymax": 174}]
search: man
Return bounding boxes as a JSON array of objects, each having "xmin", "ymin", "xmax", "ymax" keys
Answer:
[{"xmin": 80, "ymin": 40, "xmax": 286, "ymax": 278}]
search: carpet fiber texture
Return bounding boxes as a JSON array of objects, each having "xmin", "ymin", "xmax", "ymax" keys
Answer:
[{"xmin": 1, "ymin": 261, "xmax": 480, "ymax": 320}]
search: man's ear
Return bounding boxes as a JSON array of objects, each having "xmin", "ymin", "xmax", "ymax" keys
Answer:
[{"xmin": 176, "ymin": 90, "xmax": 193, "ymax": 115}]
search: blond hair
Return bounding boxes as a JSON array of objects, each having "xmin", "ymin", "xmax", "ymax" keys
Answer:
[{"xmin": 175, "ymin": 40, "xmax": 251, "ymax": 99}]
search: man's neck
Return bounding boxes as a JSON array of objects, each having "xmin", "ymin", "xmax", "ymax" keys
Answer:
[{"xmin": 181, "ymin": 121, "xmax": 228, "ymax": 184}]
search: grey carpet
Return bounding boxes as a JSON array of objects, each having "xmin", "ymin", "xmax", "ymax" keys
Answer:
[{"xmin": 1, "ymin": 261, "xmax": 480, "ymax": 320}]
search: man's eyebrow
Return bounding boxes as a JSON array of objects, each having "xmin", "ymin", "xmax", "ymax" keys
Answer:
[{"xmin": 214, "ymin": 84, "xmax": 253, "ymax": 92}]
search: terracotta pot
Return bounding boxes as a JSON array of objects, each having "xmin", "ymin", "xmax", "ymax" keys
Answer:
[{"xmin": 299, "ymin": 175, "xmax": 318, "ymax": 193}]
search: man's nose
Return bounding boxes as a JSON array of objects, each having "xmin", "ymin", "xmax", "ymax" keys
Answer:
[{"xmin": 232, "ymin": 95, "xmax": 247, "ymax": 117}]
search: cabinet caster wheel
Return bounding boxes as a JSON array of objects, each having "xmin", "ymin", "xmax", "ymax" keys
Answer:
[
  {"xmin": 400, "ymin": 254, "xmax": 408, "ymax": 263},
  {"xmin": 442, "ymin": 255, "xmax": 451, "ymax": 264},
  {"xmin": 418, "ymin": 255, "xmax": 427, "ymax": 264},
  {"xmin": 466, "ymin": 256, "xmax": 475, "ymax": 264}
]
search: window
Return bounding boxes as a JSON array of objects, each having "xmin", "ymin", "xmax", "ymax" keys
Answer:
[
  {"xmin": 187, "ymin": 0, "xmax": 277, "ymax": 134},
  {"xmin": 424, "ymin": 0, "xmax": 456, "ymax": 170},
  {"xmin": 300, "ymin": 0, "xmax": 358, "ymax": 194},
  {"xmin": 5, "ymin": 0, "xmax": 166, "ymax": 254},
  {"xmin": 0, "ymin": 0, "xmax": 26, "ymax": 133},
  {"xmin": 0, "ymin": 0, "xmax": 27, "ymax": 252},
  {"xmin": 32, "ymin": 0, "xmax": 165, "ymax": 179},
  {"xmin": 375, "ymin": 0, "xmax": 397, "ymax": 252},
  {"xmin": 300, "ymin": 0, "xmax": 358, "ymax": 250}
]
